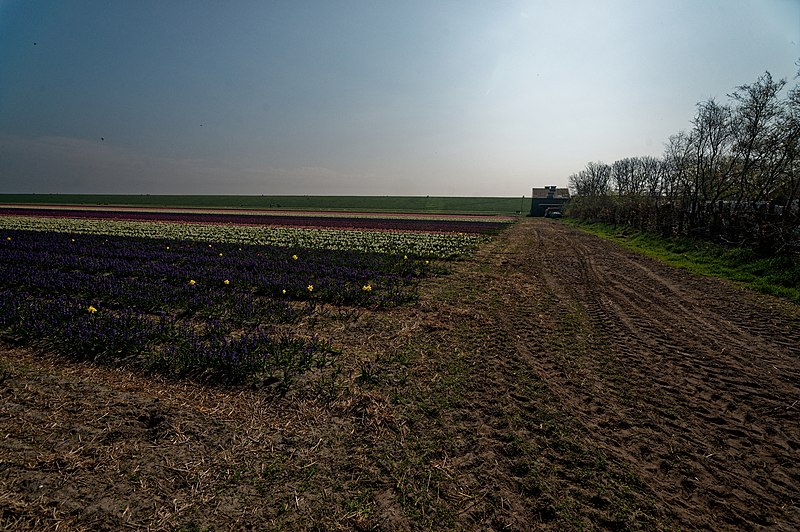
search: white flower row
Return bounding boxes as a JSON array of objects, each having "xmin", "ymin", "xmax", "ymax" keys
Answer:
[{"xmin": 0, "ymin": 216, "xmax": 486, "ymax": 259}]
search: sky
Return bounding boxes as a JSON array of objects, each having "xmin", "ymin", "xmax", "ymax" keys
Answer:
[{"xmin": 1, "ymin": 1, "xmax": 798, "ymax": 197}]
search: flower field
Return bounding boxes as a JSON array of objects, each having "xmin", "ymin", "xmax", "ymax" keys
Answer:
[
  {"xmin": 0, "ymin": 208, "xmax": 511, "ymax": 385},
  {"xmin": 0, "ymin": 205, "xmax": 516, "ymax": 228},
  {"xmin": 0, "ymin": 215, "xmax": 490, "ymax": 258}
]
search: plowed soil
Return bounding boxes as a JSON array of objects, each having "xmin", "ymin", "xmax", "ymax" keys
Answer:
[{"xmin": 1, "ymin": 218, "xmax": 798, "ymax": 530}]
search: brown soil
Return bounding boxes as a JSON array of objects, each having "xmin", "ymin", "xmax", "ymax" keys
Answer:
[{"xmin": 1, "ymin": 218, "xmax": 798, "ymax": 530}]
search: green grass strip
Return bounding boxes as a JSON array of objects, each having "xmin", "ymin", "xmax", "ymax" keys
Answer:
[
  {"xmin": 0, "ymin": 194, "xmax": 532, "ymax": 215},
  {"xmin": 565, "ymin": 219, "xmax": 800, "ymax": 304}
]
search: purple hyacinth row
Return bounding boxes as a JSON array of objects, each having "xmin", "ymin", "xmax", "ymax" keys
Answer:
[{"xmin": 0, "ymin": 229, "xmax": 433, "ymax": 384}]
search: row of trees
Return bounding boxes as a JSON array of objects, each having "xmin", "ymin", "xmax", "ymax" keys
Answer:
[{"xmin": 567, "ymin": 71, "xmax": 800, "ymax": 255}]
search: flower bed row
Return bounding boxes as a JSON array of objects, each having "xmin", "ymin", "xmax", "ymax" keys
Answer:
[
  {"xmin": 0, "ymin": 288, "xmax": 334, "ymax": 385},
  {"xmin": 1, "ymin": 229, "xmax": 426, "ymax": 310},
  {"xmin": 0, "ymin": 207, "xmax": 511, "ymax": 234},
  {"xmin": 0, "ymin": 229, "xmax": 435, "ymax": 385},
  {"xmin": 0, "ymin": 215, "xmax": 484, "ymax": 258}
]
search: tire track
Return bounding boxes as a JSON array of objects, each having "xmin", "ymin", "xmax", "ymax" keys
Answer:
[{"xmin": 508, "ymin": 219, "xmax": 800, "ymax": 530}]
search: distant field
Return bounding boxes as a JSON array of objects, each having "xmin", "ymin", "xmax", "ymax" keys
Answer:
[{"xmin": 0, "ymin": 194, "xmax": 532, "ymax": 215}]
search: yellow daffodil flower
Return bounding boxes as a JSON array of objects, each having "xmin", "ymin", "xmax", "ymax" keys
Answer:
[
  {"xmin": 403, "ymin": 255, "xmax": 408, "ymax": 260},
  {"xmin": 219, "ymin": 253, "xmax": 223, "ymax": 257},
  {"xmin": 362, "ymin": 284, "xmax": 372, "ymax": 292},
  {"xmin": 281, "ymin": 289, "xmax": 287, "ymax": 295},
  {"xmin": 307, "ymin": 284, "xmax": 314, "ymax": 292},
  {"xmin": 292, "ymin": 254, "xmax": 298, "ymax": 260},
  {"xmin": 223, "ymin": 279, "xmax": 230, "ymax": 285},
  {"xmin": 87, "ymin": 305, "xmax": 97, "ymax": 314},
  {"xmin": 188, "ymin": 279, "xmax": 196, "ymax": 285}
]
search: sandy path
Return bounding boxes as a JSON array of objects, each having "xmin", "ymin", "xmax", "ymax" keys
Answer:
[{"xmin": 468, "ymin": 218, "xmax": 800, "ymax": 529}]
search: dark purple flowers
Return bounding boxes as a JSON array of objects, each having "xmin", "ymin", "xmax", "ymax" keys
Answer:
[{"xmin": 0, "ymin": 229, "xmax": 432, "ymax": 385}]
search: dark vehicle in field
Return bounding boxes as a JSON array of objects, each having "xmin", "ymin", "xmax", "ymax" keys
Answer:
[{"xmin": 544, "ymin": 207, "xmax": 562, "ymax": 219}]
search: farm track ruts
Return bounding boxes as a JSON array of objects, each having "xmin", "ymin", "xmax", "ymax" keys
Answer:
[{"xmin": 471, "ymin": 219, "xmax": 799, "ymax": 529}]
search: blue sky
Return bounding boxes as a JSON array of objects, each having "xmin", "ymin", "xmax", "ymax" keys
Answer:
[{"xmin": 1, "ymin": 0, "xmax": 798, "ymax": 196}]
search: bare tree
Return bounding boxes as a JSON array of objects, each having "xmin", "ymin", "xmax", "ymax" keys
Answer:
[
  {"xmin": 780, "ymin": 73, "xmax": 800, "ymax": 207},
  {"xmin": 662, "ymin": 131, "xmax": 692, "ymax": 203},
  {"xmin": 569, "ymin": 163, "xmax": 610, "ymax": 197},
  {"xmin": 568, "ymin": 170, "xmax": 589, "ymax": 197},
  {"xmin": 690, "ymin": 98, "xmax": 736, "ymax": 205},
  {"xmin": 611, "ymin": 158, "xmax": 636, "ymax": 196},
  {"xmin": 583, "ymin": 161, "xmax": 612, "ymax": 196},
  {"xmin": 640, "ymin": 156, "xmax": 663, "ymax": 198},
  {"xmin": 729, "ymin": 72, "xmax": 788, "ymax": 206}
]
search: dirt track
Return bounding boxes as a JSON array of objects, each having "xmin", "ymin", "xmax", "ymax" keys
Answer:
[
  {"xmin": 1, "ymin": 218, "xmax": 798, "ymax": 530},
  {"xmin": 466, "ymin": 219, "xmax": 800, "ymax": 529}
]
